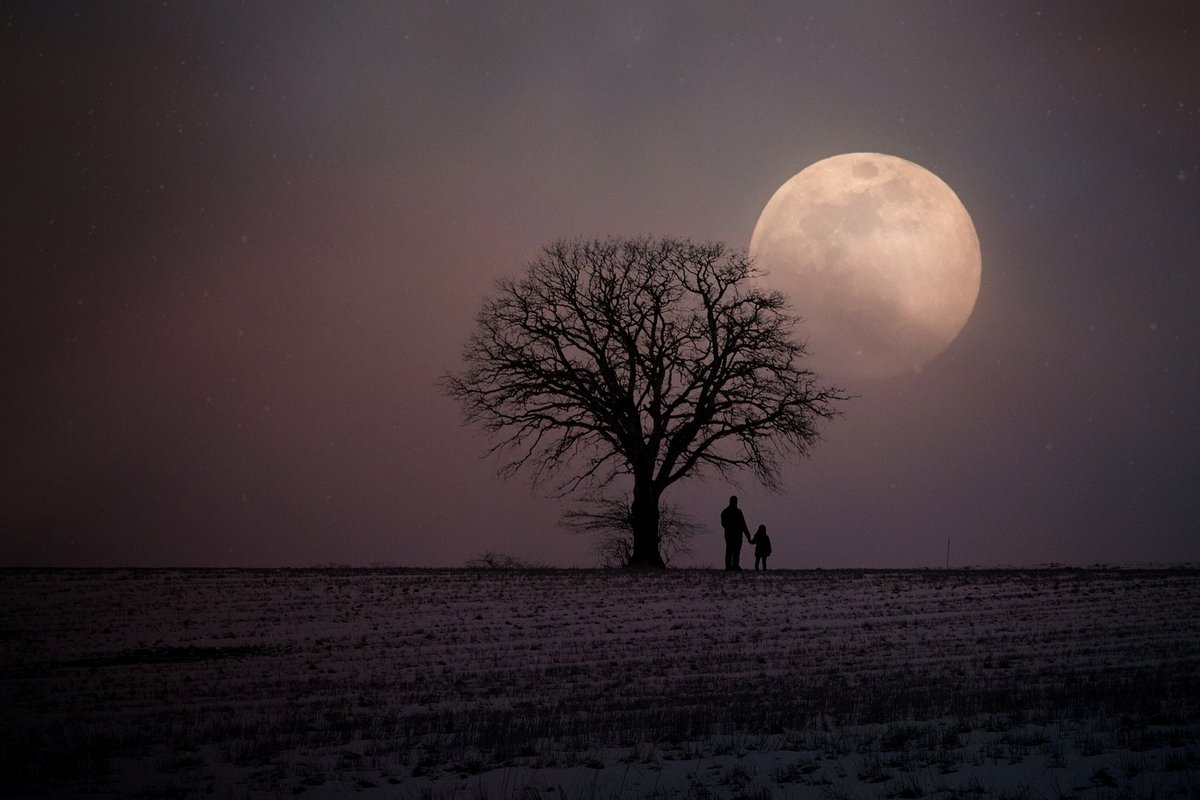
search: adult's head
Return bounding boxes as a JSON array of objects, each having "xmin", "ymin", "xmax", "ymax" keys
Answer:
[{"xmin": 729, "ymin": 495, "xmax": 738, "ymax": 507}]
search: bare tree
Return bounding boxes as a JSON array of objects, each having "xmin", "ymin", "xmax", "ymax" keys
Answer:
[
  {"xmin": 562, "ymin": 496, "xmax": 702, "ymax": 568},
  {"xmin": 443, "ymin": 237, "xmax": 844, "ymax": 568}
]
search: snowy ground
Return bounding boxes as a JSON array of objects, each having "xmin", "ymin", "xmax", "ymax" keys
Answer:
[{"xmin": 2, "ymin": 568, "xmax": 1198, "ymax": 799}]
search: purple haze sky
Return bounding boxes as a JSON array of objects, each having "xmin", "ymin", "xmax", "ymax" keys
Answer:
[{"xmin": 4, "ymin": 3, "xmax": 1198, "ymax": 568}]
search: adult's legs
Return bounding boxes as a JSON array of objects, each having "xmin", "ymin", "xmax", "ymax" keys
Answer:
[{"xmin": 724, "ymin": 535, "xmax": 741, "ymax": 570}]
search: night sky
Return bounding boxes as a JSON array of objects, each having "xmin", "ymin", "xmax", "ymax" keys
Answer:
[{"xmin": 4, "ymin": 2, "xmax": 1198, "ymax": 568}]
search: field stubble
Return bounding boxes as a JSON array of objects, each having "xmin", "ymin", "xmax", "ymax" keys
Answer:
[{"xmin": 1, "ymin": 567, "xmax": 1198, "ymax": 799}]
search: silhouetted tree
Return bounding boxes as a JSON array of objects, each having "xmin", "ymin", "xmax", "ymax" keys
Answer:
[
  {"xmin": 562, "ymin": 496, "xmax": 701, "ymax": 568},
  {"xmin": 443, "ymin": 237, "xmax": 843, "ymax": 568}
]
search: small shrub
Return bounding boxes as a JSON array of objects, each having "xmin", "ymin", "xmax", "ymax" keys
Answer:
[
  {"xmin": 464, "ymin": 552, "xmax": 543, "ymax": 569},
  {"xmin": 719, "ymin": 763, "xmax": 753, "ymax": 788}
]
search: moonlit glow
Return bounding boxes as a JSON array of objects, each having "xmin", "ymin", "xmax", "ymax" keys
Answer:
[{"xmin": 750, "ymin": 153, "xmax": 981, "ymax": 381}]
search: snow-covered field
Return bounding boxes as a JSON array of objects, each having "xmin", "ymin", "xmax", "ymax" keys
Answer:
[{"xmin": 2, "ymin": 568, "xmax": 1198, "ymax": 799}]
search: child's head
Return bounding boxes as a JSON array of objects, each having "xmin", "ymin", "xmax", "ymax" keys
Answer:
[{"xmin": 756, "ymin": 524, "xmax": 766, "ymax": 535}]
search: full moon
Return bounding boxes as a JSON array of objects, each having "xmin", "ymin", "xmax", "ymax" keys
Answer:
[{"xmin": 749, "ymin": 153, "xmax": 981, "ymax": 381}]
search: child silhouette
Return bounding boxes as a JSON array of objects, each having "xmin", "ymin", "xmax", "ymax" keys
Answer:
[{"xmin": 749, "ymin": 524, "xmax": 772, "ymax": 571}]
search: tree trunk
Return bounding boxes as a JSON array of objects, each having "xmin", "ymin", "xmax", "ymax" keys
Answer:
[{"xmin": 626, "ymin": 485, "xmax": 665, "ymax": 568}]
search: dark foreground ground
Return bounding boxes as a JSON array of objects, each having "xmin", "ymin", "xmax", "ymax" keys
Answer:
[{"xmin": 2, "ymin": 568, "xmax": 1198, "ymax": 799}]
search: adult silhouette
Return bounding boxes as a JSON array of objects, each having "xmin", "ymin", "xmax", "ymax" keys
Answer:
[{"xmin": 720, "ymin": 496, "xmax": 751, "ymax": 571}]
